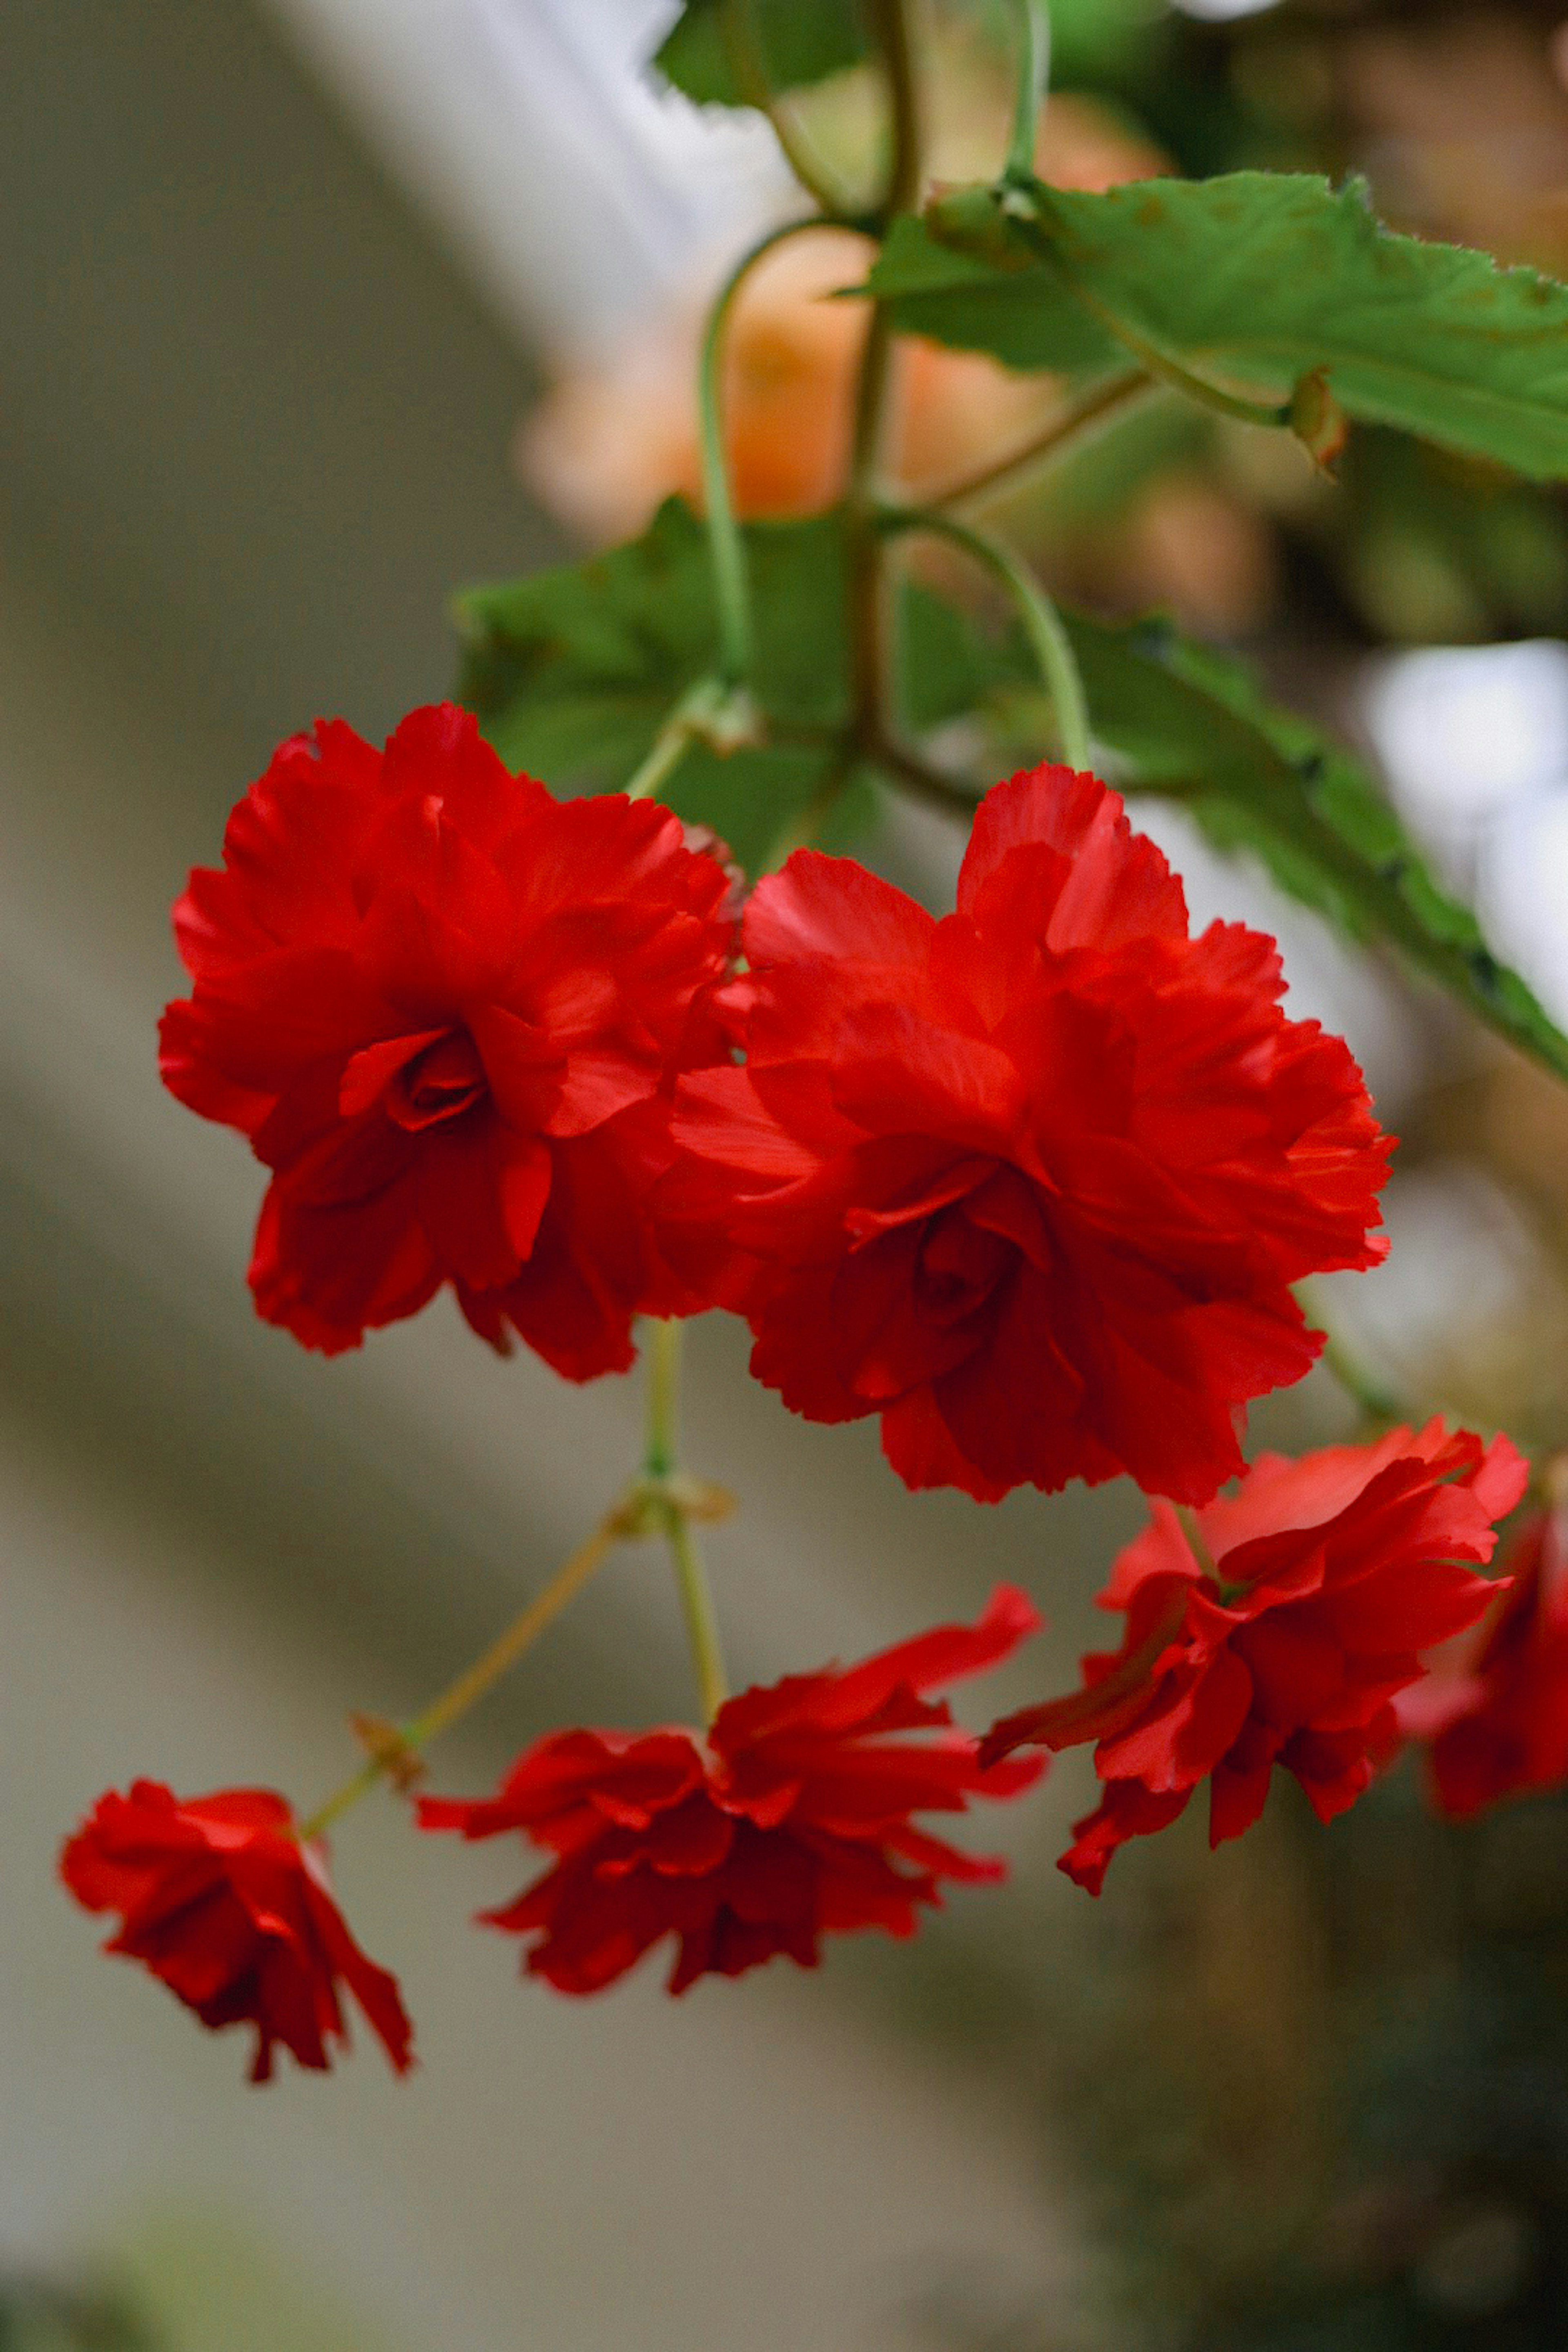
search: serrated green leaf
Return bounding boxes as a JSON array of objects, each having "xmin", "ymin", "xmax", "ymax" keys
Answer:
[
  {"xmin": 654, "ymin": 0, "xmax": 870, "ymax": 107},
  {"xmin": 1058, "ymin": 610, "xmax": 1568, "ymax": 1079},
  {"xmin": 454, "ymin": 498, "xmax": 1568, "ymax": 1075},
  {"xmin": 862, "ymin": 214, "xmax": 1118, "ymax": 374},
  {"xmin": 454, "ymin": 502, "xmax": 840, "ymax": 871},
  {"xmin": 861, "ymin": 174, "xmax": 1568, "ymax": 479}
]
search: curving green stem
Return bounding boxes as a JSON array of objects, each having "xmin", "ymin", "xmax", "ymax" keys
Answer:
[
  {"xmin": 698, "ymin": 218, "xmax": 826, "ymax": 687},
  {"xmin": 933, "ymin": 366, "xmax": 1154, "ymax": 510},
  {"xmin": 645, "ymin": 1319, "xmax": 730, "ymax": 1722},
  {"xmin": 1007, "ymin": 0, "xmax": 1051, "ymax": 183},
  {"xmin": 846, "ymin": 0, "xmax": 924, "ymax": 762},
  {"xmin": 295, "ymin": 1511, "xmax": 624, "ymax": 1842},
  {"xmin": 1297, "ymin": 1281, "xmax": 1405, "ymax": 1430},
  {"xmin": 720, "ymin": 0, "xmax": 862, "ymax": 218},
  {"xmin": 880, "ymin": 504, "xmax": 1092, "ymax": 770},
  {"xmin": 623, "ymin": 695, "xmax": 704, "ymax": 805}
]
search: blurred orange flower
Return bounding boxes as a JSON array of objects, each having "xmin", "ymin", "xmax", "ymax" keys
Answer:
[{"xmin": 518, "ymin": 94, "xmax": 1168, "ymax": 547}]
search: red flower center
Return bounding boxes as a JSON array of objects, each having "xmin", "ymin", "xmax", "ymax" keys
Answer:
[
  {"xmin": 386, "ymin": 1031, "xmax": 488, "ymax": 1131},
  {"xmin": 914, "ymin": 1203, "xmax": 1015, "ymax": 1326}
]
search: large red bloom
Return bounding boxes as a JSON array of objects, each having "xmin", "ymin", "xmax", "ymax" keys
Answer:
[
  {"xmin": 161, "ymin": 703, "xmax": 735, "ymax": 1375},
  {"xmin": 1398, "ymin": 1501, "xmax": 1568, "ymax": 1819},
  {"xmin": 60, "ymin": 1781, "xmax": 413, "ymax": 2081},
  {"xmin": 664, "ymin": 764, "xmax": 1391, "ymax": 1503},
  {"xmin": 980, "ymin": 1421, "xmax": 1528, "ymax": 1892},
  {"xmin": 418, "ymin": 1586, "xmax": 1043, "ymax": 1993}
]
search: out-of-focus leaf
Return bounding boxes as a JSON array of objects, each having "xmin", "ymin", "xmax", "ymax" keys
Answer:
[
  {"xmin": 455, "ymin": 502, "xmax": 850, "ymax": 871},
  {"xmin": 456, "ymin": 498, "xmax": 1568, "ymax": 1072},
  {"xmin": 1062, "ymin": 610, "xmax": 1568, "ymax": 1078},
  {"xmin": 862, "ymin": 174, "xmax": 1568, "ymax": 479},
  {"xmin": 859, "ymin": 214, "xmax": 1118, "ymax": 374},
  {"xmin": 654, "ymin": 0, "xmax": 870, "ymax": 106},
  {"xmin": 455, "ymin": 500, "xmax": 987, "ymax": 871},
  {"xmin": 891, "ymin": 578, "xmax": 1568, "ymax": 1073}
]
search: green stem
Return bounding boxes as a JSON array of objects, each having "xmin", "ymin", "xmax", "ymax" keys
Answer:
[
  {"xmin": 644, "ymin": 1314, "xmax": 683, "ymax": 1478},
  {"xmin": 880, "ymin": 505, "xmax": 1092, "ymax": 769},
  {"xmin": 1006, "ymin": 0, "xmax": 1050, "ymax": 183},
  {"xmin": 644, "ymin": 1319, "xmax": 729, "ymax": 1721},
  {"xmin": 720, "ymin": 0, "xmax": 862, "ymax": 218},
  {"xmin": 699, "ymin": 219, "xmax": 824, "ymax": 686},
  {"xmin": 667, "ymin": 1508, "xmax": 729, "ymax": 1725},
  {"xmin": 296, "ymin": 1512, "xmax": 624, "ymax": 1842},
  {"xmin": 846, "ymin": 0, "xmax": 924, "ymax": 760},
  {"xmin": 932, "ymin": 366, "xmax": 1154, "ymax": 509},
  {"xmin": 1295, "ymin": 1280, "xmax": 1405, "ymax": 1428},
  {"xmin": 1173, "ymin": 1502, "xmax": 1220, "ymax": 1584},
  {"xmin": 624, "ymin": 698, "xmax": 702, "ymax": 804}
]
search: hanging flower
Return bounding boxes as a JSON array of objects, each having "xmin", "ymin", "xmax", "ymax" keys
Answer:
[
  {"xmin": 664, "ymin": 763, "xmax": 1392, "ymax": 1503},
  {"xmin": 160, "ymin": 702, "xmax": 735, "ymax": 1376},
  {"xmin": 60, "ymin": 1781, "xmax": 413, "ymax": 2081},
  {"xmin": 418, "ymin": 1586, "xmax": 1044, "ymax": 1994},
  {"xmin": 1398, "ymin": 1499, "xmax": 1568, "ymax": 1819},
  {"xmin": 980, "ymin": 1421, "xmax": 1528, "ymax": 1892}
]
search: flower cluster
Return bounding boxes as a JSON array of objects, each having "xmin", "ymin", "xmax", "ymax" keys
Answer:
[{"xmin": 60, "ymin": 703, "xmax": 1550, "ymax": 2079}]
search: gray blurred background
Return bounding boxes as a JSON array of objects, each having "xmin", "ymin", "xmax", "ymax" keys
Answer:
[{"xmin": 0, "ymin": 4, "xmax": 1104, "ymax": 2344}]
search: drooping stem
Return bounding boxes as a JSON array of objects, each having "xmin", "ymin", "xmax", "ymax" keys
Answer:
[
  {"xmin": 1173, "ymin": 1502, "xmax": 1220, "ymax": 1585},
  {"xmin": 296, "ymin": 1513, "xmax": 624, "ymax": 1841},
  {"xmin": 880, "ymin": 504, "xmax": 1092, "ymax": 769},
  {"xmin": 667, "ymin": 1508, "xmax": 730, "ymax": 1726},
  {"xmin": 873, "ymin": 0, "xmax": 924, "ymax": 220},
  {"xmin": 931, "ymin": 367, "xmax": 1154, "ymax": 510},
  {"xmin": 404, "ymin": 1523, "xmax": 621, "ymax": 1748},
  {"xmin": 1298, "ymin": 1282, "xmax": 1405, "ymax": 1431},
  {"xmin": 1006, "ymin": 0, "xmax": 1051, "ymax": 183},
  {"xmin": 846, "ymin": 0, "xmax": 924, "ymax": 759},
  {"xmin": 645, "ymin": 1319, "xmax": 729, "ymax": 1721},
  {"xmin": 720, "ymin": 0, "xmax": 861, "ymax": 218},
  {"xmin": 644, "ymin": 1313, "xmax": 684, "ymax": 1478},
  {"xmin": 699, "ymin": 219, "xmax": 826, "ymax": 685},
  {"xmin": 624, "ymin": 693, "xmax": 704, "ymax": 804}
]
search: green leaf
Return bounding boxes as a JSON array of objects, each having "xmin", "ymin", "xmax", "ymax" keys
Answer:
[
  {"xmin": 655, "ymin": 0, "xmax": 870, "ymax": 106},
  {"xmin": 862, "ymin": 174, "xmax": 1568, "ymax": 479},
  {"xmin": 454, "ymin": 499, "xmax": 1568, "ymax": 1075},
  {"xmin": 861, "ymin": 214, "xmax": 1118, "ymax": 374},
  {"xmin": 455, "ymin": 500, "xmax": 983, "ymax": 873},
  {"xmin": 1057, "ymin": 609, "xmax": 1568, "ymax": 1080},
  {"xmin": 454, "ymin": 502, "xmax": 839, "ymax": 871}
]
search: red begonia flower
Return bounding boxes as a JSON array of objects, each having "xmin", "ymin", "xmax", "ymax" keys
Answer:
[
  {"xmin": 418, "ymin": 1585, "xmax": 1044, "ymax": 1994},
  {"xmin": 160, "ymin": 703, "xmax": 735, "ymax": 1375},
  {"xmin": 664, "ymin": 764, "xmax": 1392, "ymax": 1503},
  {"xmin": 1397, "ymin": 1501, "xmax": 1568, "ymax": 1819},
  {"xmin": 60, "ymin": 1780, "xmax": 413, "ymax": 2082},
  {"xmin": 980, "ymin": 1421, "xmax": 1528, "ymax": 1892}
]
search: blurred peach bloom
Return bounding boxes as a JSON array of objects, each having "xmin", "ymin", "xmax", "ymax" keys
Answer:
[
  {"xmin": 517, "ymin": 92, "xmax": 1169, "ymax": 548},
  {"xmin": 517, "ymin": 228, "xmax": 1048, "ymax": 543}
]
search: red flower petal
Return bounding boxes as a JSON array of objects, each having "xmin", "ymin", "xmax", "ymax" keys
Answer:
[
  {"xmin": 984, "ymin": 1423, "xmax": 1526, "ymax": 1890},
  {"xmin": 662, "ymin": 763, "xmax": 1392, "ymax": 1504},
  {"xmin": 61, "ymin": 1782, "xmax": 413, "ymax": 2081},
  {"xmin": 163, "ymin": 704, "xmax": 737, "ymax": 1365},
  {"xmin": 419, "ymin": 1589, "xmax": 1043, "ymax": 1995}
]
